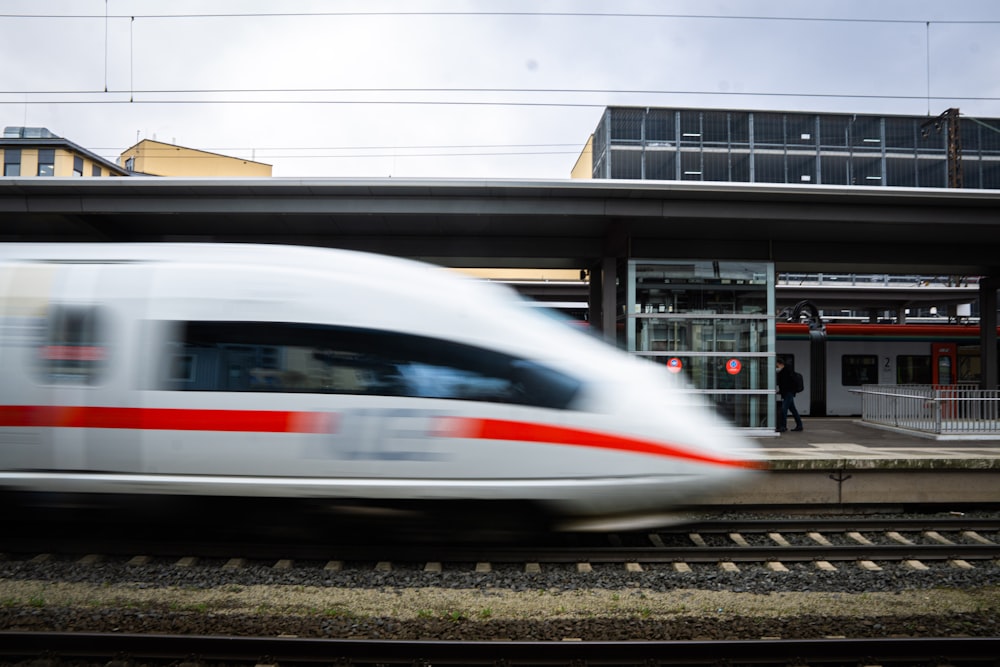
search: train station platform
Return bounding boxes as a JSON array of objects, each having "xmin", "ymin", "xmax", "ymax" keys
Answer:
[{"xmin": 707, "ymin": 418, "xmax": 1000, "ymax": 508}]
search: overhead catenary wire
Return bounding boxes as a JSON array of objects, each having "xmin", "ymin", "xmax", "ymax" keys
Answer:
[
  {"xmin": 4, "ymin": 91, "xmax": 1000, "ymax": 105},
  {"xmin": 0, "ymin": 10, "xmax": 997, "ymax": 24}
]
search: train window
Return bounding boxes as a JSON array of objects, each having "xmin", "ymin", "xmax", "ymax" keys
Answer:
[
  {"xmin": 896, "ymin": 355, "xmax": 932, "ymax": 384},
  {"xmin": 40, "ymin": 305, "xmax": 107, "ymax": 385},
  {"xmin": 169, "ymin": 354, "xmax": 196, "ymax": 382},
  {"xmin": 168, "ymin": 321, "xmax": 582, "ymax": 410},
  {"xmin": 841, "ymin": 354, "xmax": 878, "ymax": 386},
  {"xmin": 957, "ymin": 346, "xmax": 981, "ymax": 383}
]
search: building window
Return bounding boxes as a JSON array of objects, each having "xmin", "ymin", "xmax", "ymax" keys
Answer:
[
  {"xmin": 753, "ymin": 112, "xmax": 785, "ymax": 146},
  {"xmin": 610, "ymin": 148, "xmax": 642, "ymax": 179},
  {"xmin": 610, "ymin": 109, "xmax": 644, "ymax": 144},
  {"xmin": 645, "ymin": 150, "xmax": 675, "ymax": 180},
  {"xmin": 92, "ymin": 164, "xmax": 102, "ymax": 177},
  {"xmin": 3, "ymin": 149, "xmax": 20, "ymax": 176},
  {"xmin": 645, "ymin": 109, "xmax": 675, "ymax": 144},
  {"xmin": 37, "ymin": 149, "xmax": 55, "ymax": 176},
  {"xmin": 73, "ymin": 155, "xmax": 84, "ymax": 177},
  {"xmin": 852, "ymin": 156, "xmax": 882, "ymax": 186}
]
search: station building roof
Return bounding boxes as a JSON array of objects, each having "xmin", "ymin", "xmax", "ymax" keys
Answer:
[{"xmin": 1, "ymin": 177, "xmax": 999, "ymax": 277}]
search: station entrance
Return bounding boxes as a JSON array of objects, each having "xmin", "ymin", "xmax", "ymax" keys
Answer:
[{"xmin": 621, "ymin": 259, "xmax": 775, "ymax": 432}]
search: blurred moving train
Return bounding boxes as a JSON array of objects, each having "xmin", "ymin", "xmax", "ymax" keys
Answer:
[
  {"xmin": 777, "ymin": 321, "xmax": 992, "ymax": 417},
  {"xmin": 0, "ymin": 244, "xmax": 762, "ymax": 533}
]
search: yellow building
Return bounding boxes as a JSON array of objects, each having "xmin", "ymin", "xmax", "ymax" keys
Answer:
[
  {"xmin": 119, "ymin": 139, "xmax": 272, "ymax": 177},
  {"xmin": 2, "ymin": 126, "xmax": 129, "ymax": 177},
  {"xmin": 570, "ymin": 135, "xmax": 593, "ymax": 179}
]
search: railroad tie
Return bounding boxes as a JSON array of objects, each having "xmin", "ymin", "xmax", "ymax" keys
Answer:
[
  {"xmin": 729, "ymin": 533, "xmax": 750, "ymax": 547},
  {"xmin": 768, "ymin": 532, "xmax": 792, "ymax": 547}
]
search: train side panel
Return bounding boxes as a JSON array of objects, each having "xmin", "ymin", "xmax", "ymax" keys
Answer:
[{"xmin": 823, "ymin": 339, "xmax": 925, "ymax": 415}]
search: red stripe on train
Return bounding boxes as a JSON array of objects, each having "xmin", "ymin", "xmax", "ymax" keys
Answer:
[
  {"xmin": 0, "ymin": 406, "xmax": 762, "ymax": 469},
  {"xmin": 0, "ymin": 406, "xmax": 335, "ymax": 433},
  {"xmin": 440, "ymin": 416, "xmax": 762, "ymax": 469}
]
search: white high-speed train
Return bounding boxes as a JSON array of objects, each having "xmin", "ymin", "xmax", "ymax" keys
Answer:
[{"xmin": 0, "ymin": 244, "xmax": 763, "ymax": 532}]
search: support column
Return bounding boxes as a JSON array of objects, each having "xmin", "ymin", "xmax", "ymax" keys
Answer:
[
  {"xmin": 980, "ymin": 277, "xmax": 999, "ymax": 390},
  {"xmin": 601, "ymin": 257, "xmax": 618, "ymax": 345},
  {"xmin": 586, "ymin": 264, "xmax": 602, "ymax": 333}
]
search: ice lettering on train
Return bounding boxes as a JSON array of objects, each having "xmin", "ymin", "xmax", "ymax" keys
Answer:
[{"xmin": 318, "ymin": 407, "xmax": 450, "ymax": 462}]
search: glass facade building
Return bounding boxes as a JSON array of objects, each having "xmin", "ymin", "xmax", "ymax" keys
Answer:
[
  {"xmin": 620, "ymin": 259, "xmax": 775, "ymax": 432},
  {"xmin": 591, "ymin": 107, "xmax": 1000, "ymax": 189},
  {"xmin": 587, "ymin": 107, "xmax": 1000, "ymax": 431}
]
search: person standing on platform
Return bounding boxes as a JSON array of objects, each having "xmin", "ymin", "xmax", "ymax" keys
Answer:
[{"xmin": 776, "ymin": 357, "xmax": 803, "ymax": 433}]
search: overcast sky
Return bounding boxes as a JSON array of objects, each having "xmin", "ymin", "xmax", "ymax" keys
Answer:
[{"xmin": 3, "ymin": 0, "xmax": 999, "ymax": 179}]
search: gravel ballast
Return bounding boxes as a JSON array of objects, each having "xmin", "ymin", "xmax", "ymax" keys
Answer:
[{"xmin": 0, "ymin": 558, "xmax": 997, "ymax": 640}]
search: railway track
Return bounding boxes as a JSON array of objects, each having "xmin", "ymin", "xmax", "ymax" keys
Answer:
[
  {"xmin": 1, "ymin": 515, "xmax": 996, "ymax": 646},
  {"xmin": 1, "ymin": 632, "xmax": 998, "ymax": 666},
  {"xmin": 2, "ymin": 516, "xmax": 999, "ymax": 571}
]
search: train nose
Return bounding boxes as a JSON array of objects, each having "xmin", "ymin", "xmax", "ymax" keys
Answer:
[{"xmin": 617, "ymin": 373, "xmax": 769, "ymax": 486}]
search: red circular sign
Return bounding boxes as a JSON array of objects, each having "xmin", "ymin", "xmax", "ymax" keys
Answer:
[
  {"xmin": 666, "ymin": 357, "xmax": 683, "ymax": 373},
  {"xmin": 726, "ymin": 359, "xmax": 742, "ymax": 375}
]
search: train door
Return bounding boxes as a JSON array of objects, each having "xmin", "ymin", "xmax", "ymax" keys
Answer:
[
  {"xmin": 932, "ymin": 343, "xmax": 957, "ymax": 385},
  {"xmin": 45, "ymin": 263, "xmax": 151, "ymax": 475}
]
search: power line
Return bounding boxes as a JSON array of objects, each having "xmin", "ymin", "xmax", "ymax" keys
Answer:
[
  {"xmin": 95, "ymin": 142, "xmax": 586, "ymax": 152},
  {"xmin": 4, "ymin": 86, "xmax": 1000, "ymax": 100},
  {"xmin": 109, "ymin": 150, "xmax": 585, "ymax": 160},
  {"xmin": 4, "ymin": 92, "xmax": 999, "ymax": 105},
  {"xmin": 0, "ymin": 11, "xmax": 996, "ymax": 24}
]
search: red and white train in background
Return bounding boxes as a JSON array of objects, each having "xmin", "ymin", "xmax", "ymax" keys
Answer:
[
  {"xmin": 0, "ymin": 243, "xmax": 763, "ymax": 533},
  {"xmin": 777, "ymin": 321, "xmax": 992, "ymax": 417}
]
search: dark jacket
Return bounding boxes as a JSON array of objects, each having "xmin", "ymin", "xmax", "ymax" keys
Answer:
[{"xmin": 777, "ymin": 366, "xmax": 797, "ymax": 395}]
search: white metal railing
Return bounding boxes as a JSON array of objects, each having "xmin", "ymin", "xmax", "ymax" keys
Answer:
[{"xmin": 855, "ymin": 384, "xmax": 1000, "ymax": 435}]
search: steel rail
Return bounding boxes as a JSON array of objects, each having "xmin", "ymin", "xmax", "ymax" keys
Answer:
[
  {"xmin": 1, "ymin": 632, "xmax": 999, "ymax": 665},
  {"xmin": 1, "ymin": 539, "xmax": 998, "ymax": 565},
  {"xmin": 530, "ymin": 542, "xmax": 1000, "ymax": 564},
  {"xmin": 678, "ymin": 517, "xmax": 1000, "ymax": 533},
  {"xmin": 1, "ymin": 516, "xmax": 997, "ymax": 564}
]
